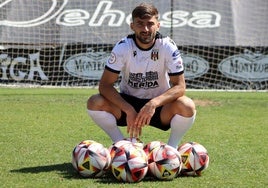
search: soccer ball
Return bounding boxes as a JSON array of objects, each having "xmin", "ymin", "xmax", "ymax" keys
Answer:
[
  {"xmin": 111, "ymin": 144, "xmax": 148, "ymax": 183},
  {"xmin": 143, "ymin": 140, "xmax": 165, "ymax": 156},
  {"xmin": 72, "ymin": 140, "xmax": 111, "ymax": 178},
  {"xmin": 124, "ymin": 137, "xmax": 144, "ymax": 148},
  {"xmin": 177, "ymin": 141, "xmax": 209, "ymax": 176},
  {"xmin": 109, "ymin": 138, "xmax": 143, "ymax": 160},
  {"xmin": 148, "ymin": 144, "xmax": 182, "ymax": 180},
  {"xmin": 72, "ymin": 140, "xmax": 97, "ymax": 172},
  {"xmin": 109, "ymin": 139, "xmax": 133, "ymax": 160}
]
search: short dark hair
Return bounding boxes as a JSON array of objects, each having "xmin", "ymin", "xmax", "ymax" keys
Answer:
[{"xmin": 132, "ymin": 3, "xmax": 159, "ymax": 20}]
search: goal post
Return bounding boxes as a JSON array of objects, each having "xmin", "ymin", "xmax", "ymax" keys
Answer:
[{"xmin": 0, "ymin": 0, "xmax": 268, "ymax": 90}]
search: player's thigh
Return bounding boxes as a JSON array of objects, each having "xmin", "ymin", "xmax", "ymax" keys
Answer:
[
  {"xmin": 87, "ymin": 94, "xmax": 121, "ymax": 118},
  {"xmin": 160, "ymin": 96, "xmax": 195, "ymax": 124},
  {"xmin": 160, "ymin": 103, "xmax": 176, "ymax": 125},
  {"xmin": 176, "ymin": 95, "xmax": 196, "ymax": 116}
]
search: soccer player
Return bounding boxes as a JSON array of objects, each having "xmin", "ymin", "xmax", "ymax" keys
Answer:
[{"xmin": 87, "ymin": 3, "xmax": 196, "ymax": 148}]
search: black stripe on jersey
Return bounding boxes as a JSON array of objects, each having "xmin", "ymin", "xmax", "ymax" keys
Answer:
[
  {"xmin": 168, "ymin": 70, "xmax": 184, "ymax": 76},
  {"xmin": 127, "ymin": 33, "xmax": 134, "ymax": 39},
  {"xmin": 105, "ymin": 65, "xmax": 120, "ymax": 74},
  {"xmin": 155, "ymin": 32, "xmax": 165, "ymax": 39}
]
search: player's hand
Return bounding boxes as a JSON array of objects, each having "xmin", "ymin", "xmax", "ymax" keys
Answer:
[
  {"xmin": 135, "ymin": 102, "xmax": 156, "ymax": 129},
  {"xmin": 126, "ymin": 109, "xmax": 141, "ymax": 138}
]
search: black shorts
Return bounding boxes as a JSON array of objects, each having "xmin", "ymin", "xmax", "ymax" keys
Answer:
[{"xmin": 116, "ymin": 93, "xmax": 170, "ymax": 131}]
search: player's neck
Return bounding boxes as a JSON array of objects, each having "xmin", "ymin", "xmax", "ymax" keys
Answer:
[{"xmin": 135, "ymin": 38, "xmax": 155, "ymax": 50}]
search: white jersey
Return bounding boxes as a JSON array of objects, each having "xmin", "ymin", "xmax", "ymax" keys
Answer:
[{"xmin": 106, "ymin": 32, "xmax": 184, "ymax": 99}]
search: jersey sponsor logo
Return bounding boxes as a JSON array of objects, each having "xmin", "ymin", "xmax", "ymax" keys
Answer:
[
  {"xmin": 128, "ymin": 71, "xmax": 159, "ymax": 89},
  {"xmin": 128, "ymin": 80, "xmax": 159, "ymax": 89},
  {"xmin": 151, "ymin": 49, "xmax": 159, "ymax": 61},
  {"xmin": 172, "ymin": 49, "xmax": 181, "ymax": 60},
  {"xmin": 176, "ymin": 62, "xmax": 183, "ymax": 70}
]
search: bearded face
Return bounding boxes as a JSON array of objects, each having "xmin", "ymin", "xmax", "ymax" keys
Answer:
[{"xmin": 131, "ymin": 16, "xmax": 160, "ymax": 48}]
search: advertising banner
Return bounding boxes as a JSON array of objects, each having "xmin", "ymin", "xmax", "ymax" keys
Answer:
[
  {"xmin": 0, "ymin": 0, "xmax": 267, "ymax": 89},
  {"xmin": 1, "ymin": 0, "xmax": 268, "ymax": 46},
  {"xmin": 1, "ymin": 44, "xmax": 267, "ymax": 89}
]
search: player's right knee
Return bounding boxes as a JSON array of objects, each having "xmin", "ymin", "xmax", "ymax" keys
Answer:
[{"xmin": 87, "ymin": 94, "xmax": 104, "ymax": 110}]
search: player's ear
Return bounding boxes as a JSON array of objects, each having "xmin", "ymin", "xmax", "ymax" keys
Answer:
[
  {"xmin": 130, "ymin": 22, "xmax": 134, "ymax": 31},
  {"xmin": 156, "ymin": 21, "xmax": 160, "ymax": 31}
]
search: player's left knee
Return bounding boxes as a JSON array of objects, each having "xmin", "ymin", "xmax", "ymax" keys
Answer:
[{"xmin": 177, "ymin": 96, "xmax": 196, "ymax": 117}]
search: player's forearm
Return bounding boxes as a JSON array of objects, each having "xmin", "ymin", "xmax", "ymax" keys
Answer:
[{"xmin": 150, "ymin": 84, "xmax": 185, "ymax": 108}]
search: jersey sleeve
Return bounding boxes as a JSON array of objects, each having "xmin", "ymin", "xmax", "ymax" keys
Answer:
[
  {"xmin": 106, "ymin": 38, "xmax": 128, "ymax": 74},
  {"xmin": 165, "ymin": 38, "xmax": 184, "ymax": 76}
]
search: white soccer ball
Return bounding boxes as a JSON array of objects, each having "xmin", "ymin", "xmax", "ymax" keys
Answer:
[
  {"xmin": 109, "ymin": 138, "xmax": 144, "ymax": 160},
  {"xmin": 111, "ymin": 144, "xmax": 148, "ymax": 183},
  {"xmin": 148, "ymin": 144, "xmax": 182, "ymax": 180},
  {"xmin": 108, "ymin": 139, "xmax": 133, "ymax": 160},
  {"xmin": 177, "ymin": 141, "xmax": 209, "ymax": 176},
  {"xmin": 124, "ymin": 137, "xmax": 144, "ymax": 149},
  {"xmin": 143, "ymin": 140, "xmax": 166, "ymax": 156},
  {"xmin": 72, "ymin": 140, "xmax": 111, "ymax": 178}
]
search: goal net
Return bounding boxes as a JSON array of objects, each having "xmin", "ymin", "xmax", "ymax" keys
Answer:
[{"xmin": 0, "ymin": 0, "xmax": 268, "ymax": 90}]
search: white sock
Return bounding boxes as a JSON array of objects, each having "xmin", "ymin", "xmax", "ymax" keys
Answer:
[
  {"xmin": 167, "ymin": 111, "xmax": 196, "ymax": 148},
  {"xmin": 87, "ymin": 110, "xmax": 124, "ymax": 143}
]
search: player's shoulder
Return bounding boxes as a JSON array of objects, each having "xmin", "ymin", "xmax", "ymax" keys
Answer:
[
  {"xmin": 155, "ymin": 32, "xmax": 178, "ymax": 49},
  {"xmin": 112, "ymin": 34, "xmax": 134, "ymax": 52},
  {"xmin": 156, "ymin": 33, "xmax": 181, "ymax": 60},
  {"xmin": 116, "ymin": 34, "xmax": 134, "ymax": 46}
]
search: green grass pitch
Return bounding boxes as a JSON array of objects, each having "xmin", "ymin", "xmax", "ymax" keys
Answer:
[{"xmin": 0, "ymin": 88, "xmax": 267, "ymax": 187}]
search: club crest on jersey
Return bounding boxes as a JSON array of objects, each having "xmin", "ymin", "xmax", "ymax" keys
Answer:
[
  {"xmin": 108, "ymin": 52, "xmax": 116, "ymax": 64},
  {"xmin": 151, "ymin": 49, "xmax": 159, "ymax": 61}
]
